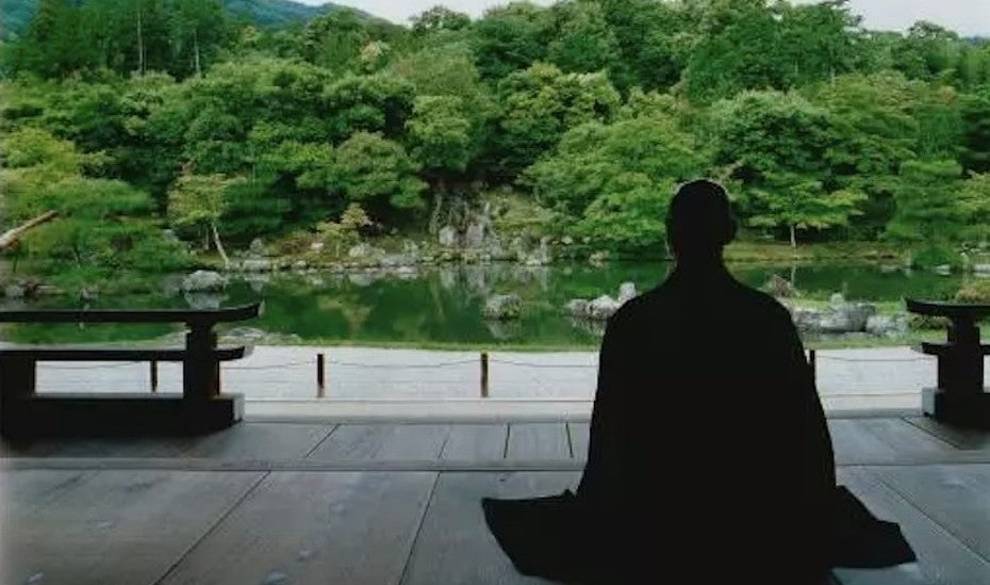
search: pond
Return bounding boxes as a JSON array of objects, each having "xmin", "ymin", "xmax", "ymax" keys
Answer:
[{"xmin": 0, "ymin": 261, "xmax": 968, "ymax": 348}]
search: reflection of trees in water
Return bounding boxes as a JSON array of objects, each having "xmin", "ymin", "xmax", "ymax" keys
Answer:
[
  {"xmin": 568, "ymin": 317, "xmax": 606, "ymax": 338},
  {"xmin": 316, "ymin": 294, "xmax": 372, "ymax": 337},
  {"xmin": 485, "ymin": 319, "xmax": 523, "ymax": 340}
]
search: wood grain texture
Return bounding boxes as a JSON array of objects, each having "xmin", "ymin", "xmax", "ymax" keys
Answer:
[
  {"xmin": 1, "ymin": 469, "xmax": 262, "ymax": 585},
  {"xmin": 837, "ymin": 467, "xmax": 990, "ymax": 585},
  {"xmin": 505, "ymin": 424, "xmax": 569, "ymax": 461},
  {"xmin": 567, "ymin": 422, "xmax": 590, "ymax": 460},
  {"xmin": 182, "ymin": 422, "xmax": 334, "ymax": 460},
  {"xmin": 903, "ymin": 417, "xmax": 990, "ymax": 451},
  {"xmin": 160, "ymin": 471, "xmax": 436, "ymax": 585},
  {"xmin": 872, "ymin": 464, "xmax": 990, "ymax": 562},
  {"xmin": 441, "ymin": 425, "xmax": 508, "ymax": 462},
  {"xmin": 306, "ymin": 424, "xmax": 450, "ymax": 461},
  {"xmin": 401, "ymin": 471, "xmax": 580, "ymax": 585},
  {"xmin": 828, "ymin": 419, "xmax": 956, "ymax": 464}
]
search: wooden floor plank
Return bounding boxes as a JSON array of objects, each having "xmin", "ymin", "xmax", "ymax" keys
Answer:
[
  {"xmin": 837, "ymin": 467, "xmax": 990, "ymax": 585},
  {"xmin": 401, "ymin": 471, "xmax": 580, "ymax": 585},
  {"xmin": 307, "ymin": 424, "xmax": 450, "ymax": 461},
  {"xmin": 903, "ymin": 417, "xmax": 990, "ymax": 451},
  {"xmin": 182, "ymin": 422, "xmax": 335, "ymax": 460},
  {"xmin": 1, "ymin": 469, "xmax": 263, "ymax": 585},
  {"xmin": 441, "ymin": 425, "xmax": 508, "ymax": 462},
  {"xmin": 1, "ymin": 436, "xmax": 194, "ymax": 458},
  {"xmin": 567, "ymin": 422, "xmax": 590, "ymax": 460},
  {"xmin": 872, "ymin": 464, "xmax": 990, "ymax": 563},
  {"xmin": 828, "ymin": 419, "xmax": 956, "ymax": 464},
  {"xmin": 506, "ymin": 423, "xmax": 570, "ymax": 461},
  {"xmin": 160, "ymin": 471, "xmax": 436, "ymax": 585}
]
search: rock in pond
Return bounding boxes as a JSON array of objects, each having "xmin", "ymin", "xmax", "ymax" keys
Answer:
[
  {"xmin": 181, "ymin": 270, "xmax": 227, "ymax": 292},
  {"xmin": 865, "ymin": 313, "xmax": 910, "ymax": 337}
]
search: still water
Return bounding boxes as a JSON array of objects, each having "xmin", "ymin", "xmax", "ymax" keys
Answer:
[{"xmin": 0, "ymin": 262, "xmax": 966, "ymax": 347}]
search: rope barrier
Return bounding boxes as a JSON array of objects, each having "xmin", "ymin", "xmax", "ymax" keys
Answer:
[
  {"xmin": 225, "ymin": 359, "xmax": 314, "ymax": 370},
  {"xmin": 816, "ymin": 355, "xmax": 933, "ymax": 363},
  {"xmin": 42, "ymin": 361, "xmax": 141, "ymax": 370},
  {"xmin": 490, "ymin": 358, "xmax": 598, "ymax": 369},
  {"xmin": 326, "ymin": 358, "xmax": 478, "ymax": 369}
]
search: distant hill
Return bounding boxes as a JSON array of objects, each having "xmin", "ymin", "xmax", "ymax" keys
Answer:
[{"xmin": 0, "ymin": 0, "xmax": 371, "ymax": 39}]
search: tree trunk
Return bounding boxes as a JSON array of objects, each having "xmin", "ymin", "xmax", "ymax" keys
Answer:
[
  {"xmin": 193, "ymin": 29, "xmax": 202, "ymax": 77},
  {"xmin": 790, "ymin": 224, "xmax": 797, "ymax": 249},
  {"xmin": 137, "ymin": 6, "xmax": 145, "ymax": 75},
  {"xmin": 211, "ymin": 222, "xmax": 230, "ymax": 271},
  {"xmin": 0, "ymin": 211, "xmax": 59, "ymax": 251}
]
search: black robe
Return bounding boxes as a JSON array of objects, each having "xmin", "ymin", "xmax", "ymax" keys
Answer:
[{"xmin": 482, "ymin": 266, "xmax": 914, "ymax": 584}]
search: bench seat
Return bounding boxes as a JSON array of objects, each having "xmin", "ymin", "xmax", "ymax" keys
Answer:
[{"xmin": 0, "ymin": 345, "xmax": 251, "ymax": 362}]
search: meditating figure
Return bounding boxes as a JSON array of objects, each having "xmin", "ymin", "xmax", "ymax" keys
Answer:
[{"xmin": 482, "ymin": 179, "xmax": 914, "ymax": 584}]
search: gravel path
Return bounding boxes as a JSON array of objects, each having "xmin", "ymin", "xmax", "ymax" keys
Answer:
[{"xmin": 32, "ymin": 345, "xmax": 988, "ymax": 410}]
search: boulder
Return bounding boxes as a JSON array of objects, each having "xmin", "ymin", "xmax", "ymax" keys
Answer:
[
  {"xmin": 589, "ymin": 251, "xmax": 609, "ymax": 266},
  {"xmin": 973, "ymin": 264, "xmax": 990, "ymax": 275},
  {"xmin": 310, "ymin": 241, "xmax": 325, "ymax": 252},
  {"xmin": 241, "ymin": 258, "xmax": 272, "ymax": 272},
  {"xmin": 3, "ymin": 283, "xmax": 26, "ymax": 299},
  {"xmin": 292, "ymin": 260, "xmax": 308, "ymax": 271},
  {"xmin": 565, "ymin": 299, "xmax": 589, "ymax": 317},
  {"xmin": 791, "ymin": 302, "xmax": 877, "ymax": 334},
  {"xmin": 763, "ymin": 274, "xmax": 799, "ymax": 298},
  {"xmin": 865, "ymin": 313, "xmax": 910, "ymax": 337},
  {"xmin": 183, "ymin": 292, "xmax": 225, "ymax": 310},
  {"xmin": 181, "ymin": 270, "xmax": 227, "ymax": 293},
  {"xmin": 248, "ymin": 238, "xmax": 266, "ymax": 256},
  {"xmin": 588, "ymin": 295, "xmax": 621, "ymax": 320},
  {"xmin": 483, "ymin": 294, "xmax": 523, "ymax": 321},
  {"xmin": 618, "ymin": 282, "xmax": 638, "ymax": 304},
  {"xmin": 347, "ymin": 243, "xmax": 381, "ymax": 259},
  {"xmin": 438, "ymin": 226, "xmax": 458, "ymax": 248},
  {"xmin": 464, "ymin": 223, "xmax": 486, "ymax": 248}
]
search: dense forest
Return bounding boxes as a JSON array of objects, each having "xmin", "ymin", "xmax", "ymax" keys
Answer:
[{"xmin": 1, "ymin": 0, "xmax": 989, "ymax": 293}]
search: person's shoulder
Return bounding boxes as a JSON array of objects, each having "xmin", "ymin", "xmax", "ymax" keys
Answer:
[
  {"xmin": 604, "ymin": 289, "xmax": 655, "ymax": 331},
  {"xmin": 732, "ymin": 280, "xmax": 796, "ymax": 325}
]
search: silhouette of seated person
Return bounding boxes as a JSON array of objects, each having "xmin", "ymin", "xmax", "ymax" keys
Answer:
[{"xmin": 482, "ymin": 180, "xmax": 914, "ymax": 583}]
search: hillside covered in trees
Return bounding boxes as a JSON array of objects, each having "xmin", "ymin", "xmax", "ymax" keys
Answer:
[
  {"xmin": 0, "ymin": 0, "xmax": 368, "ymax": 39},
  {"xmin": 1, "ymin": 0, "xmax": 989, "ymax": 293}
]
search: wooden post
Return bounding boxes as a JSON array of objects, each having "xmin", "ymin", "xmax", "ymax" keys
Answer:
[
  {"xmin": 480, "ymin": 352, "xmax": 489, "ymax": 398},
  {"xmin": 150, "ymin": 359, "xmax": 158, "ymax": 393},
  {"xmin": 317, "ymin": 352, "xmax": 326, "ymax": 398},
  {"xmin": 808, "ymin": 349, "xmax": 817, "ymax": 383}
]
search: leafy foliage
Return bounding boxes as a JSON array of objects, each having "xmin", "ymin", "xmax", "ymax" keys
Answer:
[{"xmin": 2, "ymin": 0, "xmax": 988, "ymax": 281}]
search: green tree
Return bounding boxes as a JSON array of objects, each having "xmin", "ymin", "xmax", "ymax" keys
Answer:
[
  {"xmin": 959, "ymin": 172, "xmax": 990, "ymax": 243},
  {"xmin": 167, "ymin": 172, "xmax": 243, "ymax": 268},
  {"xmin": 711, "ymin": 90, "xmax": 865, "ymax": 245},
  {"xmin": 472, "ymin": 2, "xmax": 550, "ymax": 80},
  {"xmin": 496, "ymin": 63, "xmax": 620, "ymax": 176},
  {"xmin": 886, "ymin": 160, "xmax": 965, "ymax": 243},
  {"xmin": 411, "ymin": 6, "xmax": 471, "ymax": 36},
  {"xmin": 333, "ymin": 132, "xmax": 427, "ymax": 218},
  {"xmin": 961, "ymin": 88, "xmax": 990, "ymax": 173},
  {"xmin": 546, "ymin": 1, "xmax": 620, "ymax": 74},
  {"xmin": 527, "ymin": 115, "xmax": 708, "ymax": 251}
]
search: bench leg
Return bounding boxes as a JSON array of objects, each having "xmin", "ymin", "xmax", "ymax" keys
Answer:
[
  {"xmin": 0, "ymin": 357, "xmax": 37, "ymax": 399},
  {"xmin": 183, "ymin": 327, "xmax": 220, "ymax": 401}
]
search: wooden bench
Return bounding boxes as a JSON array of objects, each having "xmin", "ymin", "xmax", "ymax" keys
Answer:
[{"xmin": 0, "ymin": 303, "xmax": 261, "ymax": 437}]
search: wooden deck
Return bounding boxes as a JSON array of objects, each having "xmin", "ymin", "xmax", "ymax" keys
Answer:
[{"xmin": 2, "ymin": 415, "xmax": 989, "ymax": 585}]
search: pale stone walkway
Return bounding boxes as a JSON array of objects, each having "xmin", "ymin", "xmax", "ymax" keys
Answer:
[{"xmin": 29, "ymin": 345, "xmax": 988, "ymax": 410}]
